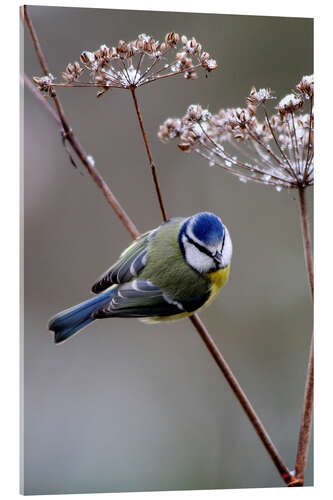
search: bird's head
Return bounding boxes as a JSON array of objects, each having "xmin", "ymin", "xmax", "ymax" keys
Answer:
[{"xmin": 179, "ymin": 212, "xmax": 232, "ymax": 274}]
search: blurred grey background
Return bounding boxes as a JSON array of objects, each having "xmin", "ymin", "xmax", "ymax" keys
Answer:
[{"xmin": 22, "ymin": 5, "xmax": 313, "ymax": 495}]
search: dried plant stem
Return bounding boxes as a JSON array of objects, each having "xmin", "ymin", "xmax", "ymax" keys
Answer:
[
  {"xmin": 130, "ymin": 86, "xmax": 168, "ymax": 222},
  {"xmin": 294, "ymin": 187, "xmax": 314, "ymax": 484},
  {"xmin": 298, "ymin": 188, "xmax": 314, "ymax": 299},
  {"xmin": 25, "ymin": 5, "xmax": 296, "ymax": 487},
  {"xmin": 23, "ymin": 6, "xmax": 139, "ymax": 240},
  {"xmin": 189, "ymin": 315, "xmax": 300, "ymax": 486}
]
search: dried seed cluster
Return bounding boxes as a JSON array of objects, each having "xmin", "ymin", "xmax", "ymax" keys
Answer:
[
  {"xmin": 32, "ymin": 73, "xmax": 55, "ymax": 95},
  {"xmin": 33, "ymin": 32, "xmax": 217, "ymax": 97},
  {"xmin": 159, "ymin": 75, "xmax": 314, "ymax": 190}
]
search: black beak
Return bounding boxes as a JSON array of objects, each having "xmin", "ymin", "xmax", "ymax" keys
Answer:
[{"xmin": 214, "ymin": 251, "xmax": 223, "ymax": 266}]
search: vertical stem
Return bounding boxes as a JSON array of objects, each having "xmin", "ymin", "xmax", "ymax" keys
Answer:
[
  {"xmin": 294, "ymin": 186, "xmax": 314, "ymax": 484},
  {"xmin": 295, "ymin": 336, "xmax": 314, "ymax": 484},
  {"xmin": 130, "ymin": 87, "xmax": 168, "ymax": 222},
  {"xmin": 298, "ymin": 187, "xmax": 314, "ymax": 299}
]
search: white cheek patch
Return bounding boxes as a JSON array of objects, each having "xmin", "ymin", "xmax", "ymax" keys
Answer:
[
  {"xmin": 221, "ymin": 227, "xmax": 232, "ymax": 268},
  {"xmin": 183, "ymin": 236, "xmax": 214, "ymax": 273}
]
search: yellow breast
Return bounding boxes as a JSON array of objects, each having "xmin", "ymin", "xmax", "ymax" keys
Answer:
[{"xmin": 204, "ymin": 265, "xmax": 230, "ymax": 305}]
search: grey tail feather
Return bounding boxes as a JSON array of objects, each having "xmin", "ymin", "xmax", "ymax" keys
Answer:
[{"xmin": 48, "ymin": 288, "xmax": 115, "ymax": 344}]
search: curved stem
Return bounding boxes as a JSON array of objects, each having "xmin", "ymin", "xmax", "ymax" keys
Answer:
[
  {"xmin": 130, "ymin": 87, "xmax": 168, "ymax": 222},
  {"xmin": 294, "ymin": 187, "xmax": 314, "ymax": 484}
]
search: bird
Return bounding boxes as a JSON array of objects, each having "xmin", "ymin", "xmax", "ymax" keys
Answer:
[{"xmin": 48, "ymin": 212, "xmax": 232, "ymax": 344}]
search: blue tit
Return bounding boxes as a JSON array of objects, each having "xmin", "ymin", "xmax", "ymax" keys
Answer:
[{"xmin": 49, "ymin": 212, "xmax": 232, "ymax": 344}]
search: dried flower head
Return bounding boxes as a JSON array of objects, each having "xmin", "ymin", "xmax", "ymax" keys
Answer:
[
  {"xmin": 159, "ymin": 74, "xmax": 314, "ymax": 190},
  {"xmin": 246, "ymin": 87, "xmax": 275, "ymax": 111},
  {"xmin": 33, "ymin": 32, "xmax": 217, "ymax": 97},
  {"xmin": 32, "ymin": 73, "xmax": 55, "ymax": 95},
  {"xmin": 277, "ymin": 93, "xmax": 304, "ymax": 117},
  {"xmin": 296, "ymin": 74, "xmax": 314, "ymax": 98},
  {"xmin": 61, "ymin": 61, "xmax": 83, "ymax": 82}
]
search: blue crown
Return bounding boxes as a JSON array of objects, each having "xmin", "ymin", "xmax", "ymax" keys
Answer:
[{"xmin": 191, "ymin": 212, "xmax": 224, "ymax": 246}]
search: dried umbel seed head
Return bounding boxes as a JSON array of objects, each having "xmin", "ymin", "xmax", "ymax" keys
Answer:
[
  {"xmin": 178, "ymin": 123, "xmax": 203, "ymax": 150},
  {"xmin": 184, "ymin": 70, "xmax": 198, "ymax": 80},
  {"xmin": 182, "ymin": 36, "xmax": 202, "ymax": 56},
  {"xmin": 165, "ymin": 32, "xmax": 179, "ymax": 47},
  {"xmin": 32, "ymin": 73, "xmax": 55, "ymax": 93},
  {"xmin": 246, "ymin": 87, "xmax": 275, "ymax": 108},
  {"xmin": 201, "ymin": 58, "xmax": 218, "ymax": 72},
  {"xmin": 158, "ymin": 118, "xmax": 183, "ymax": 141},
  {"xmin": 296, "ymin": 74, "xmax": 314, "ymax": 98},
  {"xmin": 62, "ymin": 61, "xmax": 83, "ymax": 82},
  {"xmin": 276, "ymin": 93, "xmax": 304, "ymax": 116},
  {"xmin": 80, "ymin": 51, "xmax": 96, "ymax": 65},
  {"xmin": 184, "ymin": 104, "xmax": 211, "ymax": 123},
  {"xmin": 230, "ymin": 107, "xmax": 255, "ymax": 130},
  {"xmin": 99, "ymin": 44, "xmax": 111, "ymax": 57},
  {"xmin": 159, "ymin": 74, "xmax": 314, "ymax": 191},
  {"xmin": 34, "ymin": 31, "xmax": 218, "ymax": 96}
]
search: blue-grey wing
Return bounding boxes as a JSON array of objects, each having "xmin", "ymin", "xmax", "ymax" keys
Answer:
[
  {"xmin": 91, "ymin": 229, "xmax": 158, "ymax": 294},
  {"xmin": 92, "ymin": 279, "xmax": 209, "ymax": 318}
]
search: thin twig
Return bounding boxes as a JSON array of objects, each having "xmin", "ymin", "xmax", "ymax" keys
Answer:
[
  {"xmin": 262, "ymin": 105, "xmax": 296, "ymax": 180},
  {"xmin": 23, "ymin": 6, "xmax": 139, "ymax": 240},
  {"xmin": 25, "ymin": 6, "xmax": 296, "ymax": 487},
  {"xmin": 199, "ymin": 123, "xmax": 294, "ymax": 187},
  {"xmin": 294, "ymin": 187, "xmax": 314, "ymax": 484},
  {"xmin": 303, "ymin": 96, "xmax": 313, "ymax": 183},
  {"xmin": 130, "ymin": 86, "xmax": 168, "ymax": 222},
  {"xmin": 291, "ymin": 111, "xmax": 301, "ymax": 174}
]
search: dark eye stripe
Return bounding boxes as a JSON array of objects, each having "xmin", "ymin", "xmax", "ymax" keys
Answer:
[
  {"xmin": 185, "ymin": 234, "xmax": 214, "ymax": 259},
  {"xmin": 221, "ymin": 230, "xmax": 226, "ymax": 251}
]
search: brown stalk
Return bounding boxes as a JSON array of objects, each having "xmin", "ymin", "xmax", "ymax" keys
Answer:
[
  {"xmin": 294, "ymin": 187, "xmax": 314, "ymax": 484},
  {"xmin": 23, "ymin": 6, "xmax": 139, "ymax": 240},
  {"xmin": 189, "ymin": 315, "xmax": 299, "ymax": 486},
  {"xmin": 130, "ymin": 86, "xmax": 168, "ymax": 222},
  {"xmin": 24, "ymin": 5, "xmax": 296, "ymax": 487}
]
